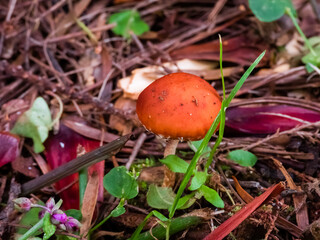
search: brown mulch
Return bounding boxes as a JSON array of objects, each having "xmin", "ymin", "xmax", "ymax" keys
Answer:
[{"xmin": 0, "ymin": 0, "xmax": 320, "ymax": 239}]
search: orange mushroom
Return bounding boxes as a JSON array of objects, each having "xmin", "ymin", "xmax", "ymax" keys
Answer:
[{"xmin": 136, "ymin": 72, "xmax": 222, "ymax": 186}]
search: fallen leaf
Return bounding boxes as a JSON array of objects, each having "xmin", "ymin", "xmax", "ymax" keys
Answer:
[
  {"xmin": 203, "ymin": 182, "xmax": 285, "ymax": 240},
  {"xmin": 170, "ymin": 35, "xmax": 269, "ymax": 66},
  {"xmin": 80, "ymin": 171, "xmax": 99, "ymax": 235},
  {"xmin": 11, "ymin": 156, "xmax": 40, "ymax": 178},
  {"xmin": 11, "ymin": 97, "xmax": 52, "ymax": 153},
  {"xmin": 109, "ymin": 97, "xmax": 136, "ymax": 135},
  {"xmin": 225, "ymin": 105, "xmax": 320, "ymax": 134},
  {"xmin": 232, "ymin": 176, "xmax": 254, "ymax": 203},
  {"xmin": 0, "ymin": 132, "xmax": 20, "ymax": 167},
  {"xmin": 118, "ymin": 59, "xmax": 216, "ymax": 99},
  {"xmin": 272, "ymin": 157, "xmax": 309, "ymax": 230},
  {"xmin": 44, "ymin": 124, "xmax": 103, "ymax": 210},
  {"xmin": 231, "ymin": 175, "xmax": 303, "ymax": 238}
]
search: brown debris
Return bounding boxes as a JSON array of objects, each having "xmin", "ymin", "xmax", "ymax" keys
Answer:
[{"xmin": 0, "ymin": 0, "xmax": 320, "ymax": 239}]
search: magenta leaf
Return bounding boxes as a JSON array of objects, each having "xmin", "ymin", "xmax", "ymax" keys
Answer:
[
  {"xmin": 44, "ymin": 124, "xmax": 103, "ymax": 210},
  {"xmin": 0, "ymin": 132, "xmax": 20, "ymax": 167},
  {"xmin": 225, "ymin": 105, "xmax": 320, "ymax": 134}
]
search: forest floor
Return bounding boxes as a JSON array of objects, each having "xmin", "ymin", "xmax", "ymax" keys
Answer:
[{"xmin": 0, "ymin": 0, "xmax": 320, "ymax": 239}]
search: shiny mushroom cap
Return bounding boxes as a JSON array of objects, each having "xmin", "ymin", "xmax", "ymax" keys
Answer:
[{"xmin": 136, "ymin": 72, "xmax": 222, "ymax": 141}]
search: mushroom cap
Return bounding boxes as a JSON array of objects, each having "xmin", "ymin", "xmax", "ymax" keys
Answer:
[{"xmin": 136, "ymin": 72, "xmax": 222, "ymax": 141}]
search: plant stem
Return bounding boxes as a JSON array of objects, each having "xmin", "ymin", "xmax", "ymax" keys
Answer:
[
  {"xmin": 165, "ymin": 220, "xmax": 171, "ymax": 240},
  {"xmin": 88, "ymin": 198, "xmax": 125, "ymax": 235},
  {"xmin": 286, "ymin": 7, "xmax": 316, "ymax": 56},
  {"xmin": 219, "ymin": 34, "xmax": 226, "ymax": 100},
  {"xmin": 133, "ymin": 216, "xmax": 203, "ymax": 240},
  {"xmin": 75, "ymin": 18, "xmax": 98, "ymax": 45},
  {"xmin": 18, "ymin": 212, "xmax": 49, "ymax": 240}
]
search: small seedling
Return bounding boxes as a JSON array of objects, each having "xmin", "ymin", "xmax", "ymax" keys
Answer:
[
  {"xmin": 87, "ymin": 166, "xmax": 139, "ymax": 236},
  {"xmin": 108, "ymin": 9, "xmax": 149, "ymax": 39},
  {"xmin": 248, "ymin": 0, "xmax": 319, "ymax": 72}
]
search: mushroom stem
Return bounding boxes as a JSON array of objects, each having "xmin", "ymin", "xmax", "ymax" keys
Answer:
[
  {"xmin": 162, "ymin": 139, "xmax": 179, "ymax": 188},
  {"xmin": 164, "ymin": 139, "xmax": 179, "ymax": 157}
]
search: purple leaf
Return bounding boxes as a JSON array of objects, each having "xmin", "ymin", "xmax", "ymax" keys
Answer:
[
  {"xmin": 225, "ymin": 105, "xmax": 320, "ymax": 134},
  {"xmin": 0, "ymin": 132, "xmax": 20, "ymax": 167},
  {"xmin": 44, "ymin": 124, "xmax": 102, "ymax": 210}
]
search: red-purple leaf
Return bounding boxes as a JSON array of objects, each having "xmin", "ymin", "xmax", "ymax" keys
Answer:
[
  {"xmin": 225, "ymin": 105, "xmax": 320, "ymax": 134},
  {"xmin": 44, "ymin": 124, "xmax": 103, "ymax": 210},
  {"xmin": 0, "ymin": 132, "xmax": 20, "ymax": 167},
  {"xmin": 203, "ymin": 182, "xmax": 285, "ymax": 240}
]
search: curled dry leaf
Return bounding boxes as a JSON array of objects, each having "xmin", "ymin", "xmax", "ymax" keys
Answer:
[{"xmin": 118, "ymin": 59, "xmax": 216, "ymax": 99}]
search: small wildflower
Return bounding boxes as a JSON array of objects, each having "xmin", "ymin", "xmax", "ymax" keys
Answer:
[
  {"xmin": 51, "ymin": 210, "xmax": 67, "ymax": 225},
  {"xmin": 13, "ymin": 197, "xmax": 32, "ymax": 212},
  {"xmin": 65, "ymin": 217, "xmax": 81, "ymax": 232},
  {"xmin": 45, "ymin": 197, "xmax": 55, "ymax": 210}
]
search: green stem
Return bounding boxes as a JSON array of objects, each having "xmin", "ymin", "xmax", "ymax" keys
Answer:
[
  {"xmin": 286, "ymin": 7, "xmax": 316, "ymax": 56},
  {"xmin": 165, "ymin": 220, "xmax": 171, "ymax": 240},
  {"xmin": 132, "ymin": 216, "xmax": 203, "ymax": 240},
  {"xmin": 88, "ymin": 198, "xmax": 125, "ymax": 235},
  {"xmin": 205, "ymin": 35, "xmax": 227, "ymax": 170},
  {"xmin": 205, "ymin": 100, "xmax": 226, "ymax": 171},
  {"xmin": 129, "ymin": 211, "xmax": 156, "ymax": 240},
  {"xmin": 219, "ymin": 34, "xmax": 226, "ymax": 100},
  {"xmin": 75, "ymin": 18, "xmax": 98, "ymax": 45},
  {"xmin": 18, "ymin": 213, "xmax": 49, "ymax": 240}
]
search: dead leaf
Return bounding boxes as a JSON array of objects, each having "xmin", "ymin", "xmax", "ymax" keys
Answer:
[
  {"xmin": 232, "ymin": 175, "xmax": 303, "ymax": 238},
  {"xmin": 203, "ymin": 182, "xmax": 285, "ymax": 240},
  {"xmin": 232, "ymin": 176, "xmax": 254, "ymax": 203},
  {"xmin": 11, "ymin": 157, "xmax": 40, "ymax": 178},
  {"xmin": 109, "ymin": 97, "xmax": 136, "ymax": 135},
  {"xmin": 80, "ymin": 171, "xmax": 99, "ymax": 235},
  {"xmin": 271, "ymin": 157, "xmax": 309, "ymax": 230},
  {"xmin": 170, "ymin": 35, "xmax": 269, "ymax": 66},
  {"xmin": 118, "ymin": 59, "xmax": 216, "ymax": 99}
]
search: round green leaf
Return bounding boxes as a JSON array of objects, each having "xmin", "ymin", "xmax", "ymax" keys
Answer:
[
  {"xmin": 227, "ymin": 149, "xmax": 257, "ymax": 167},
  {"xmin": 159, "ymin": 155, "xmax": 189, "ymax": 173},
  {"xmin": 103, "ymin": 166, "xmax": 138, "ymax": 200},
  {"xmin": 147, "ymin": 184, "xmax": 175, "ymax": 209},
  {"xmin": 249, "ymin": 0, "xmax": 286, "ymax": 22}
]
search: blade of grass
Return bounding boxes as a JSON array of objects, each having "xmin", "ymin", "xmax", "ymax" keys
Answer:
[
  {"xmin": 205, "ymin": 35, "xmax": 227, "ymax": 170},
  {"xmin": 285, "ymin": 7, "xmax": 315, "ymax": 56}
]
